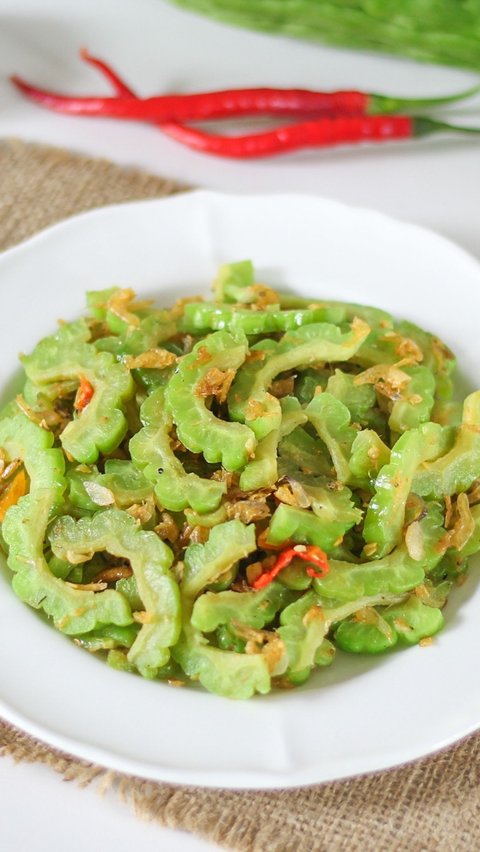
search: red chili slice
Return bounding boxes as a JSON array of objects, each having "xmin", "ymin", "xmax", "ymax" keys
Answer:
[
  {"xmin": 252, "ymin": 545, "xmax": 329, "ymax": 589},
  {"xmin": 74, "ymin": 377, "xmax": 94, "ymax": 411}
]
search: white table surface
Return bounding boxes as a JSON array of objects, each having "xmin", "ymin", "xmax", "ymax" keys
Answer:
[{"xmin": 1, "ymin": 1, "xmax": 479, "ymax": 849}]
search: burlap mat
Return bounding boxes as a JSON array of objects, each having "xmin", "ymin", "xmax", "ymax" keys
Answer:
[{"xmin": 0, "ymin": 137, "xmax": 479, "ymax": 852}]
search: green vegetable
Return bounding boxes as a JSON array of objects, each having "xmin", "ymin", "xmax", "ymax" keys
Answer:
[
  {"xmin": 349, "ymin": 429, "xmax": 390, "ymax": 487},
  {"xmin": 67, "ymin": 460, "xmax": 152, "ymax": 512},
  {"xmin": 305, "ymin": 392, "xmax": 359, "ymax": 484},
  {"xmin": 314, "ymin": 503, "xmax": 445, "ymax": 602},
  {"xmin": 191, "ymin": 581, "xmax": 292, "ymax": 632},
  {"xmin": 388, "ymin": 366, "xmax": 436, "ymax": 433},
  {"xmin": 21, "ymin": 319, "xmax": 134, "ymax": 463},
  {"xmin": 3, "ymin": 494, "xmax": 133, "ymax": 635},
  {"xmin": 239, "ymin": 429, "xmax": 279, "ymax": 491},
  {"xmin": 130, "ymin": 386, "xmax": 226, "ymax": 513},
  {"xmin": 413, "ymin": 391, "xmax": 480, "ymax": 497},
  {"xmin": 166, "ymin": 329, "xmax": 256, "ymax": 471},
  {"xmin": 167, "ymin": 0, "xmax": 480, "ymax": 72},
  {"xmin": 334, "ymin": 611, "xmax": 398, "ymax": 654},
  {"xmin": 181, "ymin": 301, "xmax": 347, "ymax": 335},
  {"xmin": 0, "ymin": 413, "xmax": 65, "ymax": 498},
  {"xmin": 278, "ymin": 426, "xmax": 332, "ymax": 477},
  {"xmin": 182, "ymin": 520, "xmax": 257, "ymax": 599},
  {"xmin": 74, "ymin": 623, "xmax": 140, "ymax": 651},
  {"xmin": 383, "ymin": 595, "xmax": 444, "ymax": 646},
  {"xmin": 172, "ymin": 617, "xmax": 273, "ymax": 699},
  {"xmin": 326, "ymin": 369, "xmax": 376, "ymax": 424},
  {"xmin": 363, "ymin": 422, "xmax": 451, "ymax": 557},
  {"xmin": 229, "ymin": 319, "xmax": 370, "ymax": 441},
  {"xmin": 1, "ymin": 259, "xmax": 479, "ymax": 699},
  {"xmin": 278, "ymin": 591, "xmax": 328, "ymax": 677},
  {"xmin": 49, "ymin": 508, "xmax": 180, "ymax": 677}
]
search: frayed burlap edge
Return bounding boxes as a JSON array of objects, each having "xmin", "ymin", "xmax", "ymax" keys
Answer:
[
  {"xmin": 0, "ymin": 137, "xmax": 189, "ymax": 252},
  {"xmin": 1, "ymin": 138, "xmax": 479, "ymax": 852}
]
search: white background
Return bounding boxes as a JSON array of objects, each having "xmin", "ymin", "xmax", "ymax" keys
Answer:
[{"xmin": 1, "ymin": 0, "xmax": 479, "ymax": 849}]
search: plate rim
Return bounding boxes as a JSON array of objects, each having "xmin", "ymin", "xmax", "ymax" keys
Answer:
[{"xmin": 2, "ymin": 188, "xmax": 480, "ymax": 278}]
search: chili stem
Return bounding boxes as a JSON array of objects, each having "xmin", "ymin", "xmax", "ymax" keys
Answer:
[{"xmin": 368, "ymin": 84, "xmax": 480, "ymax": 115}]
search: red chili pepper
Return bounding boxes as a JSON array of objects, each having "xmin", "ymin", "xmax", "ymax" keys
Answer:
[
  {"xmin": 157, "ymin": 115, "xmax": 417, "ymax": 158},
  {"xmin": 11, "ymin": 66, "xmax": 480, "ymax": 122},
  {"xmin": 10, "ymin": 74, "xmax": 370, "ymax": 121},
  {"xmin": 252, "ymin": 545, "xmax": 329, "ymax": 590},
  {"xmin": 81, "ymin": 50, "xmax": 206, "ymax": 153},
  {"xmin": 74, "ymin": 377, "xmax": 94, "ymax": 411},
  {"xmin": 78, "ymin": 53, "xmax": 480, "ymax": 159},
  {"xmin": 80, "ymin": 50, "xmax": 134, "ymax": 99}
]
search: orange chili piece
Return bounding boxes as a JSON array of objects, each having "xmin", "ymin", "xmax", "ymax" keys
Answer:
[
  {"xmin": 0, "ymin": 469, "xmax": 28, "ymax": 521},
  {"xmin": 74, "ymin": 377, "xmax": 94, "ymax": 411},
  {"xmin": 252, "ymin": 544, "xmax": 329, "ymax": 589}
]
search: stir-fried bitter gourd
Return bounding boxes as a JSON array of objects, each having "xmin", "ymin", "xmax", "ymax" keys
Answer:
[{"xmin": 0, "ymin": 260, "xmax": 479, "ymax": 699}]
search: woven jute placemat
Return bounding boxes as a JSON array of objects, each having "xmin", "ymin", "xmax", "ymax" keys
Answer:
[{"xmin": 1, "ymin": 137, "xmax": 479, "ymax": 852}]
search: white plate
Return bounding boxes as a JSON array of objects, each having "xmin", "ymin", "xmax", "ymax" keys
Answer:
[{"xmin": 0, "ymin": 192, "xmax": 479, "ymax": 790}]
